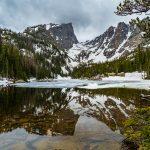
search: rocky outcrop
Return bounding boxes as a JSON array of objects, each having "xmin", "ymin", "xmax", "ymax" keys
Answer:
[
  {"xmin": 49, "ymin": 23, "xmax": 78, "ymax": 49},
  {"xmin": 24, "ymin": 23, "xmax": 78, "ymax": 49},
  {"xmin": 109, "ymin": 22, "xmax": 129, "ymax": 50}
]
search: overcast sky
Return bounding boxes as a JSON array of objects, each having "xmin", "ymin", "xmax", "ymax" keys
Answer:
[{"xmin": 0, "ymin": 0, "xmax": 141, "ymax": 41}]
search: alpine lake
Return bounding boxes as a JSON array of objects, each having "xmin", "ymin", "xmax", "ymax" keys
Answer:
[{"xmin": 0, "ymin": 80, "xmax": 149, "ymax": 150}]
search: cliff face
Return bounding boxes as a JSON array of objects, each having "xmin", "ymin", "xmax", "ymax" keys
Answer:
[
  {"xmin": 49, "ymin": 23, "xmax": 78, "ymax": 49},
  {"xmin": 24, "ymin": 23, "xmax": 78, "ymax": 49}
]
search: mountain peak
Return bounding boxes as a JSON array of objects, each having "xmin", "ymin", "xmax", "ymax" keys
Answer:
[
  {"xmin": 24, "ymin": 22, "xmax": 78, "ymax": 49},
  {"xmin": 117, "ymin": 22, "xmax": 128, "ymax": 27},
  {"xmin": 48, "ymin": 22, "xmax": 78, "ymax": 49}
]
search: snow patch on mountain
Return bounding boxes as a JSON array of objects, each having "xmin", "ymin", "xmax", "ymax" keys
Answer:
[{"xmin": 68, "ymin": 22, "xmax": 143, "ymax": 67}]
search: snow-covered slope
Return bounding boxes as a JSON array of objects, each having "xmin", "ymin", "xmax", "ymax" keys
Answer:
[{"xmin": 68, "ymin": 22, "xmax": 143, "ymax": 67}]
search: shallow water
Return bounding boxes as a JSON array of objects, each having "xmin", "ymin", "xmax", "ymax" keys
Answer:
[{"xmin": 0, "ymin": 82, "xmax": 149, "ymax": 150}]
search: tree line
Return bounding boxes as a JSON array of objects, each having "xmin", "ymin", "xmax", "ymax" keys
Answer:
[
  {"xmin": 0, "ymin": 27, "xmax": 69, "ymax": 81},
  {"xmin": 72, "ymin": 46, "xmax": 150, "ymax": 79},
  {"xmin": 0, "ymin": 43, "xmax": 65, "ymax": 82}
]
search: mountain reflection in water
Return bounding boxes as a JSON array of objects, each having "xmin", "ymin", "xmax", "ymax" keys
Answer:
[{"xmin": 0, "ymin": 87, "xmax": 149, "ymax": 136}]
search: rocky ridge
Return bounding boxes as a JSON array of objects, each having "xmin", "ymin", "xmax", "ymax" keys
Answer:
[
  {"xmin": 68, "ymin": 22, "xmax": 143, "ymax": 67},
  {"xmin": 24, "ymin": 23, "xmax": 78, "ymax": 49}
]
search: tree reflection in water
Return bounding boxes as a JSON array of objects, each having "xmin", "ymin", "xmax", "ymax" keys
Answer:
[{"xmin": 0, "ymin": 87, "xmax": 149, "ymax": 135}]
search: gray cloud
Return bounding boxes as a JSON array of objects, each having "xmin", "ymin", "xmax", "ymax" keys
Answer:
[{"xmin": 0, "ymin": 0, "xmax": 140, "ymax": 41}]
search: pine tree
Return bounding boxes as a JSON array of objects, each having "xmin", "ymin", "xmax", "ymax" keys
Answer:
[
  {"xmin": 116, "ymin": 0, "xmax": 149, "ymax": 15},
  {"xmin": 115, "ymin": 0, "xmax": 150, "ymax": 39}
]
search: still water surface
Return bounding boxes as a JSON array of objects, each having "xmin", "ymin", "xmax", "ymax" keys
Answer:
[{"xmin": 0, "ymin": 85, "xmax": 149, "ymax": 150}]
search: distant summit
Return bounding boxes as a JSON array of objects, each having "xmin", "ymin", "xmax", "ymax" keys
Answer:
[{"xmin": 24, "ymin": 23, "xmax": 78, "ymax": 49}]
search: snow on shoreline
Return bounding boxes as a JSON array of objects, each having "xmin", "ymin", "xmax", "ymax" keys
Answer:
[
  {"xmin": 103, "ymin": 72, "xmax": 145, "ymax": 81},
  {"xmin": 12, "ymin": 78, "xmax": 150, "ymax": 91},
  {"xmin": 0, "ymin": 72, "xmax": 150, "ymax": 90},
  {"xmin": 78, "ymin": 80, "xmax": 150, "ymax": 90},
  {"xmin": 79, "ymin": 72, "xmax": 150, "ymax": 90},
  {"xmin": 0, "ymin": 78, "xmax": 13, "ymax": 87}
]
